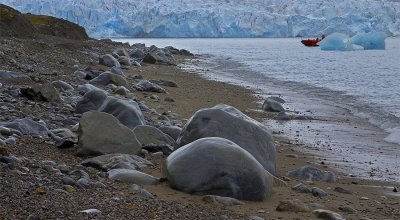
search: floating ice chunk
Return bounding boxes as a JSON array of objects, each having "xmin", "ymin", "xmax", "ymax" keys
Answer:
[
  {"xmin": 350, "ymin": 32, "xmax": 386, "ymax": 50},
  {"xmin": 318, "ymin": 33, "xmax": 353, "ymax": 51}
]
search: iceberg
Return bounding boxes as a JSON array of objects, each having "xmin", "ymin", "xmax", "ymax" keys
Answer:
[
  {"xmin": 351, "ymin": 32, "xmax": 386, "ymax": 50},
  {"xmin": 318, "ymin": 33, "xmax": 354, "ymax": 51},
  {"xmin": 319, "ymin": 32, "xmax": 387, "ymax": 51}
]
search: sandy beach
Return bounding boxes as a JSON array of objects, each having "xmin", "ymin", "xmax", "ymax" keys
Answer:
[{"xmin": 0, "ymin": 32, "xmax": 399, "ymax": 220}]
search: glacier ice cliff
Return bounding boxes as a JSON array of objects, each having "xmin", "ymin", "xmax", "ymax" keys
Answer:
[{"xmin": 0, "ymin": 0, "xmax": 399, "ymax": 38}]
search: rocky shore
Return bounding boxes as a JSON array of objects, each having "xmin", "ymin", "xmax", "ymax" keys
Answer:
[{"xmin": 1, "ymin": 4, "xmax": 399, "ymax": 220}]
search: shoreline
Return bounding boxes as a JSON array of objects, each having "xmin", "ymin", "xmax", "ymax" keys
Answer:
[
  {"xmin": 178, "ymin": 53, "xmax": 400, "ymax": 183},
  {"xmin": 1, "ymin": 35, "xmax": 399, "ymax": 219}
]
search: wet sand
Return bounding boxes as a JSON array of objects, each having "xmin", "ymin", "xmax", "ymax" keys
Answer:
[{"xmin": 129, "ymin": 58, "xmax": 400, "ymax": 219}]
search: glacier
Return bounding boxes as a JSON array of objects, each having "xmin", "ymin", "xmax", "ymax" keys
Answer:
[{"xmin": 0, "ymin": 0, "xmax": 399, "ymax": 38}]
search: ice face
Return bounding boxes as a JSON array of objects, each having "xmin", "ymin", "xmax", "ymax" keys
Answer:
[
  {"xmin": 351, "ymin": 32, "xmax": 386, "ymax": 50},
  {"xmin": 0, "ymin": 0, "xmax": 399, "ymax": 38},
  {"xmin": 318, "ymin": 33, "xmax": 354, "ymax": 51}
]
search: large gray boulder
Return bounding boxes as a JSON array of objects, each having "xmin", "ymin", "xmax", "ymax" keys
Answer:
[
  {"xmin": 2, "ymin": 118, "xmax": 49, "ymax": 136},
  {"xmin": 165, "ymin": 137, "xmax": 273, "ymax": 201},
  {"xmin": 135, "ymin": 80, "xmax": 166, "ymax": 93},
  {"xmin": 75, "ymin": 90, "xmax": 108, "ymax": 114},
  {"xmin": 118, "ymin": 56, "xmax": 132, "ymax": 66},
  {"xmin": 99, "ymin": 54, "xmax": 120, "ymax": 68},
  {"xmin": 176, "ymin": 104, "xmax": 276, "ymax": 174},
  {"xmin": 77, "ymin": 84, "xmax": 106, "ymax": 95},
  {"xmin": 113, "ymin": 48, "xmax": 129, "ymax": 57},
  {"xmin": 78, "ymin": 112, "xmax": 142, "ymax": 156},
  {"xmin": 89, "ymin": 72, "xmax": 128, "ymax": 87},
  {"xmin": 97, "ymin": 97, "xmax": 145, "ymax": 129},
  {"xmin": 287, "ymin": 166, "xmax": 336, "ymax": 183},
  {"xmin": 81, "ymin": 153, "xmax": 153, "ymax": 171}
]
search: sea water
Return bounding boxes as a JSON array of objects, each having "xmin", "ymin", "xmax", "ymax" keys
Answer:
[{"xmin": 115, "ymin": 38, "xmax": 400, "ymax": 181}]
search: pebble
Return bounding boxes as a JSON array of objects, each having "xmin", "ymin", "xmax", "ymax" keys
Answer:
[
  {"xmin": 79, "ymin": 209, "xmax": 101, "ymax": 214},
  {"xmin": 77, "ymin": 178, "xmax": 91, "ymax": 188},
  {"xmin": 360, "ymin": 197, "xmax": 369, "ymax": 200},
  {"xmin": 61, "ymin": 176, "xmax": 76, "ymax": 186},
  {"xmin": 63, "ymin": 185, "xmax": 76, "ymax": 192},
  {"xmin": 249, "ymin": 216, "xmax": 265, "ymax": 220}
]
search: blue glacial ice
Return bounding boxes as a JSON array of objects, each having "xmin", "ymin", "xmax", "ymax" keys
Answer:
[
  {"xmin": 351, "ymin": 32, "xmax": 386, "ymax": 50},
  {"xmin": 319, "ymin": 32, "xmax": 387, "ymax": 51},
  {"xmin": 318, "ymin": 33, "xmax": 354, "ymax": 51}
]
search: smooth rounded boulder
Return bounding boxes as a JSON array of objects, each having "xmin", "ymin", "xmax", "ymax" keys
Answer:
[
  {"xmin": 89, "ymin": 72, "xmax": 128, "ymax": 87},
  {"xmin": 97, "ymin": 97, "xmax": 146, "ymax": 129},
  {"xmin": 78, "ymin": 111, "xmax": 142, "ymax": 156},
  {"xmin": 99, "ymin": 54, "xmax": 120, "ymax": 68},
  {"xmin": 75, "ymin": 89, "xmax": 108, "ymax": 114},
  {"xmin": 165, "ymin": 137, "xmax": 273, "ymax": 201},
  {"xmin": 176, "ymin": 104, "xmax": 276, "ymax": 174}
]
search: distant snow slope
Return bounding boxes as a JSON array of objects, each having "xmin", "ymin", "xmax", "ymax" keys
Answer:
[{"xmin": 1, "ymin": 0, "xmax": 399, "ymax": 37}]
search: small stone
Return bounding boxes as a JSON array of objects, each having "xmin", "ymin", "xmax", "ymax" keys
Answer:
[
  {"xmin": 34, "ymin": 187, "xmax": 46, "ymax": 194},
  {"xmin": 79, "ymin": 209, "xmax": 101, "ymax": 214},
  {"xmin": 286, "ymin": 154, "xmax": 298, "ymax": 158},
  {"xmin": 64, "ymin": 185, "xmax": 76, "ymax": 192},
  {"xmin": 4, "ymin": 137, "xmax": 16, "ymax": 145},
  {"xmin": 61, "ymin": 176, "xmax": 76, "ymax": 186},
  {"xmin": 249, "ymin": 216, "xmax": 264, "ymax": 220},
  {"xmin": 393, "ymin": 187, "xmax": 398, "ymax": 192},
  {"xmin": 164, "ymin": 97, "xmax": 175, "ymax": 102},
  {"xmin": 360, "ymin": 197, "xmax": 369, "ymax": 200},
  {"xmin": 77, "ymin": 178, "xmax": 91, "ymax": 188}
]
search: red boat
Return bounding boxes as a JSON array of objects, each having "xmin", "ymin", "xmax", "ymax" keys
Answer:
[
  {"xmin": 301, "ymin": 35, "xmax": 325, "ymax": 47},
  {"xmin": 301, "ymin": 39, "xmax": 320, "ymax": 47}
]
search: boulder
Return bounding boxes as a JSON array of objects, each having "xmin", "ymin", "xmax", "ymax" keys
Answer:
[
  {"xmin": 118, "ymin": 56, "xmax": 131, "ymax": 66},
  {"xmin": 287, "ymin": 166, "xmax": 336, "ymax": 183},
  {"xmin": 99, "ymin": 54, "xmax": 120, "ymax": 68},
  {"xmin": 75, "ymin": 90, "xmax": 108, "ymax": 114},
  {"xmin": 89, "ymin": 72, "xmax": 128, "ymax": 87},
  {"xmin": 133, "ymin": 125, "xmax": 175, "ymax": 147},
  {"xmin": 77, "ymin": 111, "xmax": 142, "ymax": 156},
  {"xmin": 129, "ymin": 49, "xmax": 145, "ymax": 59},
  {"xmin": 142, "ymin": 51, "xmax": 176, "ymax": 65},
  {"xmin": 158, "ymin": 125, "xmax": 182, "ymax": 141},
  {"xmin": 108, "ymin": 169, "xmax": 159, "ymax": 185},
  {"xmin": 110, "ymin": 67, "xmax": 125, "ymax": 76},
  {"xmin": 20, "ymin": 83, "xmax": 60, "ymax": 102},
  {"xmin": 262, "ymin": 97, "xmax": 285, "ymax": 112},
  {"xmin": 176, "ymin": 104, "xmax": 276, "ymax": 174},
  {"xmin": 2, "ymin": 118, "xmax": 49, "ymax": 136},
  {"xmin": 113, "ymin": 48, "xmax": 129, "ymax": 57},
  {"xmin": 292, "ymin": 183, "xmax": 311, "ymax": 193},
  {"xmin": 114, "ymin": 86, "xmax": 130, "ymax": 96},
  {"xmin": 180, "ymin": 49, "xmax": 194, "ymax": 56},
  {"xmin": 77, "ymin": 84, "xmax": 105, "ymax": 95},
  {"xmin": 51, "ymin": 80, "xmax": 74, "ymax": 92},
  {"xmin": 164, "ymin": 137, "xmax": 273, "ymax": 201},
  {"xmin": 81, "ymin": 153, "xmax": 153, "ymax": 171},
  {"xmin": 97, "ymin": 97, "xmax": 145, "ymax": 129},
  {"xmin": 312, "ymin": 187, "xmax": 328, "ymax": 198},
  {"xmin": 135, "ymin": 80, "xmax": 166, "ymax": 93}
]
